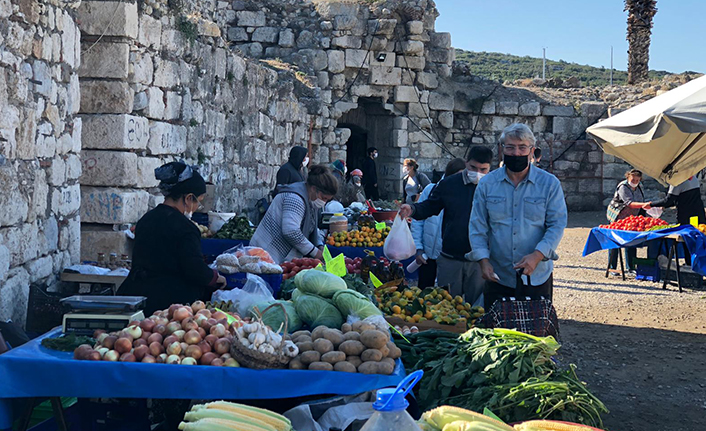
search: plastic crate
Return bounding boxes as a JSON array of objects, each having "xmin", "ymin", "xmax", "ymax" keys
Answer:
[
  {"xmin": 660, "ymin": 268, "xmax": 704, "ymax": 289},
  {"xmin": 26, "ymin": 286, "xmax": 69, "ymax": 335},
  {"xmin": 222, "ymin": 272, "xmax": 283, "ymax": 297},
  {"xmin": 635, "ymin": 264, "xmax": 660, "ymax": 282}
]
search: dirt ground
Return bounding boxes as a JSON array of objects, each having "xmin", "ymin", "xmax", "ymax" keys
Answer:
[{"xmin": 554, "ymin": 212, "xmax": 706, "ymax": 431}]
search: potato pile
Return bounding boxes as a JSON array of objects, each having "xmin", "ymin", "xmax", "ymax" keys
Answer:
[{"xmin": 287, "ymin": 321, "xmax": 401, "ymax": 374}]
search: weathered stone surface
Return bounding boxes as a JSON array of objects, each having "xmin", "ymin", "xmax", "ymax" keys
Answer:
[
  {"xmin": 0, "ymin": 222, "xmax": 39, "ymax": 266},
  {"xmin": 0, "ymin": 166, "xmax": 28, "ymax": 227},
  {"xmin": 481, "ymin": 100, "xmax": 496, "ymax": 114},
  {"xmin": 236, "ymin": 11, "xmax": 265, "ymax": 27},
  {"xmin": 438, "ymin": 111, "xmax": 454, "ymax": 128},
  {"xmin": 48, "ymin": 158, "xmax": 66, "ymax": 186},
  {"xmin": 148, "ymin": 122, "xmax": 187, "ymax": 155},
  {"xmin": 345, "ymin": 49, "xmax": 370, "ymax": 69},
  {"xmin": 396, "ymin": 55, "xmax": 425, "ymax": 70},
  {"xmin": 429, "ymin": 48, "xmax": 453, "ymax": 64},
  {"xmin": 543, "ymin": 105, "xmax": 574, "ymax": 116},
  {"xmin": 138, "ymin": 14, "xmax": 162, "ymax": 49},
  {"xmin": 81, "ymin": 150, "xmax": 138, "ymax": 187},
  {"xmin": 519, "ymin": 101, "xmax": 541, "ymax": 116},
  {"xmin": 153, "ymin": 58, "xmax": 180, "ymax": 88},
  {"xmin": 80, "ymin": 227, "xmax": 134, "ymax": 262},
  {"xmin": 80, "ymin": 81, "xmax": 134, "ymax": 114},
  {"xmin": 51, "ymin": 184, "xmax": 81, "ymax": 217},
  {"xmin": 65, "ymin": 154, "xmax": 82, "ymax": 180},
  {"xmin": 279, "ymin": 29, "xmax": 294, "ymax": 47},
  {"xmin": 130, "ymin": 52, "xmax": 153, "ymax": 85},
  {"xmin": 369, "ymin": 66, "xmax": 401, "ymax": 86},
  {"xmin": 0, "ymin": 267, "xmax": 30, "ymax": 326},
  {"xmin": 334, "ymin": 14, "xmax": 358, "ymax": 30},
  {"xmin": 394, "ymin": 86, "xmax": 419, "ymax": 103},
  {"xmin": 581, "ymin": 101, "xmax": 607, "ymax": 118},
  {"xmin": 81, "ymin": 114, "xmax": 149, "ymax": 150},
  {"xmin": 328, "ymin": 50, "xmax": 345, "ymax": 73},
  {"xmin": 429, "ymin": 92, "xmax": 454, "ymax": 111},
  {"xmin": 368, "ymin": 19, "xmax": 397, "ymax": 35},
  {"xmin": 252, "ymin": 27, "xmax": 279, "ymax": 43},
  {"xmin": 79, "ymin": 42, "xmax": 129, "ymax": 79},
  {"xmin": 26, "ymin": 255, "xmax": 53, "ymax": 283},
  {"xmin": 227, "ymin": 27, "xmax": 249, "ymax": 42},
  {"xmin": 407, "ymin": 21, "xmax": 424, "ymax": 35},
  {"xmin": 136, "ymin": 157, "xmax": 162, "ymax": 188},
  {"xmin": 431, "ymin": 32, "xmax": 452, "ymax": 49},
  {"xmin": 391, "ymin": 129, "xmax": 408, "ymax": 147},
  {"xmin": 164, "ymin": 91, "xmax": 182, "ymax": 120},
  {"xmin": 81, "ymin": 187, "xmax": 150, "ymax": 224},
  {"xmin": 0, "ymin": 245, "xmax": 9, "ymax": 281},
  {"xmin": 497, "ymin": 101, "xmax": 519, "ymax": 115},
  {"xmin": 402, "ymin": 41, "xmax": 424, "ymax": 55},
  {"xmin": 143, "ymin": 87, "xmax": 165, "ymax": 119},
  {"xmin": 77, "ymin": 1, "xmax": 138, "ymax": 38},
  {"xmin": 553, "ymin": 116, "xmax": 586, "ymax": 138},
  {"xmin": 333, "ymin": 35, "xmax": 362, "ymax": 49},
  {"xmin": 417, "ymin": 72, "xmax": 438, "ymax": 89}
]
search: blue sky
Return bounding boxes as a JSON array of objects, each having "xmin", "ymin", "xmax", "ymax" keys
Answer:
[{"xmin": 435, "ymin": 0, "xmax": 705, "ymax": 73}]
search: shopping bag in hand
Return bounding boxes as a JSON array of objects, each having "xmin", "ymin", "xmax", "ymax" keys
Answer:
[
  {"xmin": 383, "ymin": 215, "xmax": 416, "ymax": 261},
  {"xmin": 479, "ymin": 273, "xmax": 560, "ymax": 340}
]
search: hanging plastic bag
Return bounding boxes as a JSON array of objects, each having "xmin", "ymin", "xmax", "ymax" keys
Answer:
[
  {"xmin": 383, "ymin": 215, "xmax": 416, "ymax": 260},
  {"xmin": 646, "ymin": 207, "xmax": 663, "ymax": 219},
  {"xmin": 211, "ymin": 273, "xmax": 275, "ymax": 316}
]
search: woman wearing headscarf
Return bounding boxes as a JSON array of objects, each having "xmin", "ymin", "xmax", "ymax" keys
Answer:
[
  {"xmin": 251, "ymin": 165, "xmax": 338, "ymax": 263},
  {"xmin": 339, "ymin": 169, "xmax": 366, "ymax": 207},
  {"xmin": 118, "ymin": 162, "xmax": 226, "ymax": 314}
]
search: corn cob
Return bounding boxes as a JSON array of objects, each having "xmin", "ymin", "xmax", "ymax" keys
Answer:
[
  {"xmin": 422, "ymin": 406, "xmax": 515, "ymax": 431},
  {"xmin": 178, "ymin": 418, "xmax": 265, "ymax": 431},
  {"xmin": 183, "ymin": 410, "xmax": 276, "ymax": 431},
  {"xmin": 191, "ymin": 402, "xmax": 291, "ymax": 431},
  {"xmin": 514, "ymin": 420, "xmax": 602, "ymax": 431},
  {"xmin": 443, "ymin": 421, "xmax": 514, "ymax": 431}
]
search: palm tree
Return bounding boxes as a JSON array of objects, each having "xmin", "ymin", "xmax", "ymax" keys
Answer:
[{"xmin": 625, "ymin": 0, "xmax": 658, "ymax": 84}]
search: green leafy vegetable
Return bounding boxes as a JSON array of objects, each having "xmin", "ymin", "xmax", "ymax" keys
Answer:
[
  {"xmin": 332, "ymin": 289, "xmax": 381, "ymax": 319},
  {"xmin": 41, "ymin": 334, "xmax": 95, "ymax": 352},
  {"xmin": 296, "ymin": 270, "xmax": 347, "ymax": 298},
  {"xmin": 293, "ymin": 293, "xmax": 344, "ymax": 329},
  {"xmin": 251, "ymin": 300, "xmax": 302, "ymax": 333}
]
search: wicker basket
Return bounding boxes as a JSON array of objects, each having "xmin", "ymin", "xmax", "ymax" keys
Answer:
[{"xmin": 230, "ymin": 303, "xmax": 291, "ymax": 369}]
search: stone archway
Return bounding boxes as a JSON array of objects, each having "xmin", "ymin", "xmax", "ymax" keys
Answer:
[{"xmin": 338, "ymin": 98, "xmax": 406, "ymax": 200}]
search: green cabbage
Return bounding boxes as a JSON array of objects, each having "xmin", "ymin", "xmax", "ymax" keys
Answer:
[
  {"xmin": 250, "ymin": 300, "xmax": 302, "ymax": 333},
  {"xmin": 332, "ymin": 290, "xmax": 382, "ymax": 320},
  {"xmin": 294, "ymin": 293, "xmax": 344, "ymax": 329},
  {"xmin": 294, "ymin": 269, "xmax": 310, "ymax": 290},
  {"xmin": 291, "ymin": 288, "xmax": 303, "ymax": 302},
  {"xmin": 297, "ymin": 270, "xmax": 347, "ymax": 298}
]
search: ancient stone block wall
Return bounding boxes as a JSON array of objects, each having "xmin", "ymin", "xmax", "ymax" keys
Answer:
[
  {"xmin": 75, "ymin": 1, "xmax": 323, "ymax": 261},
  {"xmin": 0, "ymin": 0, "xmax": 82, "ymax": 326}
]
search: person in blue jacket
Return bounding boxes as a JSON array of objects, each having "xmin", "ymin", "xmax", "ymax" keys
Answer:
[{"xmin": 410, "ymin": 158, "xmax": 466, "ymax": 288}]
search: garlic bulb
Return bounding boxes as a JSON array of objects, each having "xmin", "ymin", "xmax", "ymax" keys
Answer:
[{"xmin": 283, "ymin": 340, "xmax": 298, "ymax": 358}]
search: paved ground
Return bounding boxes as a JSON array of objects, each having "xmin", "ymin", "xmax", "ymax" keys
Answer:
[{"xmin": 554, "ymin": 212, "xmax": 706, "ymax": 431}]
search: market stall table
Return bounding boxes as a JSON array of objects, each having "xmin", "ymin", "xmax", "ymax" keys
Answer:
[
  {"xmin": 0, "ymin": 328, "xmax": 406, "ymax": 429},
  {"xmin": 582, "ymin": 225, "xmax": 706, "ymax": 292}
]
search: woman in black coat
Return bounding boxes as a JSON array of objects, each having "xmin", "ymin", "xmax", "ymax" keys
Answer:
[{"xmin": 118, "ymin": 162, "xmax": 226, "ymax": 314}]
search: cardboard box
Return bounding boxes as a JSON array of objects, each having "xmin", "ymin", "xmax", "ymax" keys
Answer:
[{"xmin": 385, "ymin": 316, "xmax": 467, "ymax": 334}]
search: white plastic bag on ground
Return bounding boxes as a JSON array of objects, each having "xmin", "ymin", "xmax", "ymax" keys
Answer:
[
  {"xmin": 383, "ymin": 215, "xmax": 416, "ymax": 260},
  {"xmin": 211, "ymin": 273, "xmax": 274, "ymax": 316}
]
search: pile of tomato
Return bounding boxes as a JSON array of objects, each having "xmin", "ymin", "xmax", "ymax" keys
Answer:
[
  {"xmin": 599, "ymin": 215, "xmax": 669, "ymax": 232},
  {"xmin": 280, "ymin": 257, "xmax": 322, "ymax": 280}
]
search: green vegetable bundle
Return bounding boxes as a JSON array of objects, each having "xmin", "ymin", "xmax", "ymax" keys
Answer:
[
  {"xmin": 395, "ymin": 328, "xmax": 607, "ymax": 428},
  {"xmin": 332, "ymin": 290, "xmax": 381, "ymax": 320},
  {"xmin": 295, "ymin": 270, "xmax": 347, "ymax": 298},
  {"xmin": 213, "ymin": 215, "xmax": 254, "ymax": 240},
  {"xmin": 293, "ymin": 293, "xmax": 344, "ymax": 328},
  {"xmin": 250, "ymin": 300, "xmax": 302, "ymax": 333}
]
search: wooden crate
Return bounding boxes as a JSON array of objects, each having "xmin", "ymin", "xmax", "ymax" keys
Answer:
[{"xmin": 385, "ymin": 316, "xmax": 467, "ymax": 334}]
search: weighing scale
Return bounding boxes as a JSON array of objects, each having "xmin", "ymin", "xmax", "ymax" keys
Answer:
[{"xmin": 59, "ymin": 295, "xmax": 147, "ymax": 335}]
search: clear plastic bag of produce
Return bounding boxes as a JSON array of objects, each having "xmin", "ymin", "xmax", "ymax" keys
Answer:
[
  {"xmin": 383, "ymin": 215, "xmax": 416, "ymax": 261},
  {"xmin": 211, "ymin": 273, "xmax": 274, "ymax": 316},
  {"xmin": 217, "ymin": 244, "xmax": 282, "ymax": 274},
  {"xmin": 223, "ymin": 244, "xmax": 276, "ymax": 264},
  {"xmin": 346, "ymin": 315, "xmax": 390, "ymax": 334},
  {"xmin": 250, "ymin": 300, "xmax": 302, "ymax": 333},
  {"xmin": 332, "ymin": 290, "xmax": 381, "ymax": 320},
  {"xmin": 293, "ymin": 293, "xmax": 344, "ymax": 329}
]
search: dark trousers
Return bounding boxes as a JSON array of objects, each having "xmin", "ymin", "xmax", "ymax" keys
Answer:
[
  {"xmin": 417, "ymin": 258, "xmax": 438, "ymax": 289},
  {"xmin": 483, "ymin": 274, "xmax": 553, "ymax": 311},
  {"xmin": 364, "ymin": 184, "xmax": 379, "ymax": 200},
  {"xmin": 609, "ymin": 247, "xmax": 637, "ymax": 270}
]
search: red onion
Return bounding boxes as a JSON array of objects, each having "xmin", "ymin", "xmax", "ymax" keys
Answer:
[
  {"xmin": 134, "ymin": 345, "xmax": 150, "ymax": 361},
  {"xmin": 184, "ymin": 330, "xmax": 202, "ymax": 345},
  {"xmin": 210, "ymin": 324, "xmax": 227, "ymax": 338},
  {"xmin": 196, "ymin": 309, "xmax": 212, "ymax": 319},
  {"xmin": 212, "ymin": 311, "xmax": 227, "ymax": 321},
  {"xmin": 197, "ymin": 341, "xmax": 212, "ymax": 353},
  {"xmin": 210, "ymin": 358, "xmax": 224, "ymax": 367},
  {"xmin": 147, "ymin": 333, "xmax": 163, "ymax": 345},
  {"xmin": 139, "ymin": 319, "xmax": 156, "ymax": 333},
  {"xmin": 172, "ymin": 330, "xmax": 186, "ymax": 342},
  {"xmin": 102, "ymin": 335, "xmax": 117, "ymax": 349},
  {"xmin": 140, "ymin": 331, "xmax": 152, "ymax": 340},
  {"xmin": 173, "ymin": 307, "xmax": 192, "ymax": 322},
  {"xmin": 200, "ymin": 352, "xmax": 217, "ymax": 365},
  {"xmin": 119, "ymin": 353, "xmax": 136, "ymax": 362},
  {"xmin": 166, "ymin": 322, "xmax": 182, "ymax": 335},
  {"xmin": 93, "ymin": 329, "xmax": 106, "ymax": 339},
  {"xmin": 181, "ymin": 317, "xmax": 198, "ymax": 331},
  {"xmin": 197, "ymin": 327, "xmax": 207, "ymax": 339},
  {"xmin": 185, "ymin": 345, "xmax": 203, "ymax": 360},
  {"xmin": 114, "ymin": 338, "xmax": 132, "ymax": 354},
  {"xmin": 154, "ymin": 325, "xmax": 167, "ymax": 336},
  {"xmin": 205, "ymin": 334, "xmax": 218, "ymax": 346},
  {"xmin": 168, "ymin": 304, "xmax": 182, "ymax": 319},
  {"xmin": 163, "ymin": 335, "xmax": 178, "ymax": 348}
]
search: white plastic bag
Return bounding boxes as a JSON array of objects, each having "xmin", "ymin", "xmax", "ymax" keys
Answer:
[
  {"xmin": 646, "ymin": 207, "xmax": 663, "ymax": 218},
  {"xmin": 211, "ymin": 273, "xmax": 274, "ymax": 316},
  {"xmin": 383, "ymin": 215, "xmax": 416, "ymax": 260}
]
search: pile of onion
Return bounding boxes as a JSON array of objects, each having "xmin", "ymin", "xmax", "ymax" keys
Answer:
[{"xmin": 72, "ymin": 301, "xmax": 243, "ymax": 367}]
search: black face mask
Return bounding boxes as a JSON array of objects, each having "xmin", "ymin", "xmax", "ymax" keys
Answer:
[{"xmin": 504, "ymin": 154, "xmax": 530, "ymax": 173}]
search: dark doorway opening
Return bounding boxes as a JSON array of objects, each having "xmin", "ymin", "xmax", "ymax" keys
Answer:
[{"xmin": 338, "ymin": 124, "xmax": 367, "ymax": 175}]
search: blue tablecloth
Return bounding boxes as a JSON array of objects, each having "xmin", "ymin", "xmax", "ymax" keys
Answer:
[
  {"xmin": 0, "ymin": 328, "xmax": 405, "ymax": 428},
  {"xmin": 582, "ymin": 225, "xmax": 706, "ymax": 276}
]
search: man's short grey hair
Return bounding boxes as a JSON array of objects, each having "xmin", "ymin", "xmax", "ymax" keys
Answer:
[{"xmin": 500, "ymin": 123, "xmax": 536, "ymax": 146}]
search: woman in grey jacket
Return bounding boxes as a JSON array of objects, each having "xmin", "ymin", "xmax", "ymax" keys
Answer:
[{"xmin": 251, "ymin": 165, "xmax": 338, "ymax": 264}]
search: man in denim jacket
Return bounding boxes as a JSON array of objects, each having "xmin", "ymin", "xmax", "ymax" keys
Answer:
[{"xmin": 469, "ymin": 124, "xmax": 567, "ymax": 310}]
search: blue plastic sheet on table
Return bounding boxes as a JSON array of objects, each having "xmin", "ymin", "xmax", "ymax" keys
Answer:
[
  {"xmin": 222, "ymin": 272, "xmax": 283, "ymax": 297},
  {"xmin": 326, "ymin": 246, "xmax": 418, "ymax": 280},
  {"xmin": 582, "ymin": 225, "xmax": 706, "ymax": 276},
  {"xmin": 0, "ymin": 328, "xmax": 406, "ymax": 428},
  {"xmin": 200, "ymin": 239, "xmax": 249, "ymax": 263}
]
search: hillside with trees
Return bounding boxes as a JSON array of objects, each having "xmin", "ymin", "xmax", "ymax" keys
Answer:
[{"xmin": 454, "ymin": 49, "xmax": 672, "ymax": 87}]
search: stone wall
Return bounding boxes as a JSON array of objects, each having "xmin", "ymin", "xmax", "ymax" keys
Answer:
[
  {"xmin": 75, "ymin": 1, "xmax": 322, "ymax": 261},
  {"xmin": 0, "ymin": 0, "xmax": 82, "ymax": 326}
]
